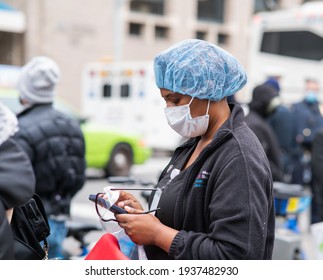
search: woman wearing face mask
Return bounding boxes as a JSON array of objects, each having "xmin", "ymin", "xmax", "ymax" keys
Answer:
[{"xmin": 115, "ymin": 39, "xmax": 275, "ymax": 260}]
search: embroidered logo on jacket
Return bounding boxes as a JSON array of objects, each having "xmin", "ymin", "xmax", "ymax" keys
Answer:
[{"xmin": 193, "ymin": 170, "xmax": 210, "ymax": 188}]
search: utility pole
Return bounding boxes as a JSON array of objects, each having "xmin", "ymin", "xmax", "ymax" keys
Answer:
[{"xmin": 114, "ymin": 0, "xmax": 127, "ymax": 61}]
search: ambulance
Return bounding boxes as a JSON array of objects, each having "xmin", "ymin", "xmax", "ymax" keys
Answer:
[{"xmin": 81, "ymin": 60, "xmax": 184, "ymax": 153}]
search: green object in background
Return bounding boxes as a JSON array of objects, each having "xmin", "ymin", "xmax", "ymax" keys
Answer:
[
  {"xmin": 319, "ymin": 243, "xmax": 323, "ymax": 252},
  {"xmin": 0, "ymin": 89, "xmax": 152, "ymax": 176}
]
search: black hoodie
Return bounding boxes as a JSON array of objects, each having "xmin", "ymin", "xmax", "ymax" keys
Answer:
[{"xmin": 246, "ymin": 85, "xmax": 284, "ymax": 182}]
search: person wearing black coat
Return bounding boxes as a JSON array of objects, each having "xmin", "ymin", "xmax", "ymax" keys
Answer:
[
  {"xmin": 13, "ymin": 56, "xmax": 86, "ymax": 259},
  {"xmin": 111, "ymin": 40, "xmax": 275, "ymax": 260},
  {"xmin": 262, "ymin": 78, "xmax": 296, "ymax": 183},
  {"xmin": 310, "ymin": 127, "xmax": 323, "ymax": 223},
  {"xmin": 245, "ymin": 84, "xmax": 284, "ymax": 182},
  {"xmin": 290, "ymin": 79, "xmax": 323, "ymax": 185},
  {"xmin": 0, "ymin": 101, "xmax": 35, "ymax": 259}
]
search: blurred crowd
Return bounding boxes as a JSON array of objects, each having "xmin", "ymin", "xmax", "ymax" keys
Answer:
[{"xmin": 243, "ymin": 76, "xmax": 323, "ymax": 224}]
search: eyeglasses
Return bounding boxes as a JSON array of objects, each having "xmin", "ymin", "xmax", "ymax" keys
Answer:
[{"xmin": 94, "ymin": 193, "xmax": 160, "ymax": 223}]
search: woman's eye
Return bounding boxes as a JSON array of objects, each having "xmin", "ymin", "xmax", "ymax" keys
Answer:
[{"xmin": 172, "ymin": 98, "xmax": 181, "ymax": 105}]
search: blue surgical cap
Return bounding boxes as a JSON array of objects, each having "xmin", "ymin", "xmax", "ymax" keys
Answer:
[
  {"xmin": 154, "ymin": 39, "xmax": 247, "ymax": 101},
  {"xmin": 263, "ymin": 78, "xmax": 280, "ymax": 93}
]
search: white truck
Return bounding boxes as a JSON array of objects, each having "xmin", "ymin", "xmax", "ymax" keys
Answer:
[
  {"xmin": 81, "ymin": 60, "xmax": 184, "ymax": 153},
  {"xmin": 246, "ymin": 1, "xmax": 323, "ymax": 105}
]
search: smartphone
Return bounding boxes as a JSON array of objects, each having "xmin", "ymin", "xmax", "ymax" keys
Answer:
[{"xmin": 88, "ymin": 194, "xmax": 128, "ymax": 214}]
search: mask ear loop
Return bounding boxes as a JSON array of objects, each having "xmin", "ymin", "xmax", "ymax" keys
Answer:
[
  {"xmin": 188, "ymin": 96, "xmax": 210, "ymax": 113},
  {"xmin": 188, "ymin": 96, "xmax": 195, "ymax": 106},
  {"xmin": 206, "ymin": 99, "xmax": 211, "ymax": 115}
]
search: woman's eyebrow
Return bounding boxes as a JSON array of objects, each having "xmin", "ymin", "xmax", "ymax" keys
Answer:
[
  {"xmin": 165, "ymin": 92, "xmax": 181, "ymax": 100},
  {"xmin": 162, "ymin": 92, "xmax": 174, "ymax": 100}
]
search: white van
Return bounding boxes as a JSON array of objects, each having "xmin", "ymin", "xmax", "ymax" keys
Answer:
[
  {"xmin": 246, "ymin": 2, "xmax": 323, "ymax": 105},
  {"xmin": 81, "ymin": 60, "xmax": 184, "ymax": 153}
]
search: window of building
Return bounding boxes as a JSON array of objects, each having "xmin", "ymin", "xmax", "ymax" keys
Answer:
[
  {"xmin": 217, "ymin": 33, "xmax": 228, "ymax": 45},
  {"xmin": 0, "ymin": 32, "xmax": 23, "ymax": 65},
  {"xmin": 103, "ymin": 84, "xmax": 112, "ymax": 98},
  {"xmin": 155, "ymin": 25, "xmax": 169, "ymax": 39},
  {"xmin": 0, "ymin": 32, "xmax": 13, "ymax": 64},
  {"xmin": 254, "ymin": 0, "xmax": 279, "ymax": 13},
  {"xmin": 120, "ymin": 84, "xmax": 130, "ymax": 98},
  {"xmin": 197, "ymin": 0, "xmax": 225, "ymax": 23},
  {"xmin": 196, "ymin": 31, "xmax": 207, "ymax": 40},
  {"xmin": 260, "ymin": 30, "xmax": 323, "ymax": 61},
  {"xmin": 130, "ymin": 0, "xmax": 164, "ymax": 15},
  {"xmin": 129, "ymin": 22, "xmax": 144, "ymax": 36}
]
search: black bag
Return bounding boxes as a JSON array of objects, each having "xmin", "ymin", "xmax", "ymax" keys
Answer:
[{"xmin": 11, "ymin": 194, "xmax": 50, "ymax": 260}]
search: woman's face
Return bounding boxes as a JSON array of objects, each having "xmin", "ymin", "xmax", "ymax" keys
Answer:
[
  {"xmin": 160, "ymin": 89, "xmax": 209, "ymax": 118},
  {"xmin": 160, "ymin": 89, "xmax": 191, "ymax": 107}
]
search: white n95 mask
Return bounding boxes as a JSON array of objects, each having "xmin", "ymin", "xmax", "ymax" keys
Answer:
[{"xmin": 164, "ymin": 97, "xmax": 210, "ymax": 138}]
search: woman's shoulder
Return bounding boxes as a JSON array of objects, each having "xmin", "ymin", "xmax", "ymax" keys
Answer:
[{"xmin": 0, "ymin": 138, "xmax": 35, "ymax": 207}]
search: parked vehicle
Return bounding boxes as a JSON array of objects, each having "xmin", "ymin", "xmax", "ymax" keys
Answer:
[
  {"xmin": 0, "ymin": 88, "xmax": 152, "ymax": 176},
  {"xmin": 82, "ymin": 60, "xmax": 185, "ymax": 153}
]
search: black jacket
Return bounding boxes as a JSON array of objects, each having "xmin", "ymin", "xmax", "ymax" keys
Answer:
[
  {"xmin": 291, "ymin": 100, "xmax": 323, "ymax": 150},
  {"xmin": 0, "ymin": 138, "xmax": 35, "ymax": 259},
  {"xmin": 245, "ymin": 111, "xmax": 284, "ymax": 182},
  {"xmin": 14, "ymin": 104, "xmax": 86, "ymax": 216},
  {"xmin": 245, "ymin": 84, "xmax": 284, "ymax": 182},
  {"xmin": 145, "ymin": 104, "xmax": 275, "ymax": 259},
  {"xmin": 311, "ymin": 127, "xmax": 323, "ymax": 222}
]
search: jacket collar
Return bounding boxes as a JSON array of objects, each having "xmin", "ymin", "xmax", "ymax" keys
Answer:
[{"xmin": 17, "ymin": 103, "xmax": 53, "ymax": 117}]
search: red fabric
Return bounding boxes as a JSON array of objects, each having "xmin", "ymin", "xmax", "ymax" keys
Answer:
[{"xmin": 85, "ymin": 233, "xmax": 129, "ymax": 260}]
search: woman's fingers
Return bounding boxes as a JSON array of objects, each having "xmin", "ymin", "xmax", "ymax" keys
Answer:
[
  {"xmin": 117, "ymin": 199, "xmax": 136, "ymax": 208},
  {"xmin": 117, "ymin": 197, "xmax": 143, "ymax": 210},
  {"xmin": 124, "ymin": 205, "xmax": 143, "ymax": 214}
]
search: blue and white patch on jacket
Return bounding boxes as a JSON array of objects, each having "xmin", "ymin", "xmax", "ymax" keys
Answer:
[{"xmin": 193, "ymin": 170, "xmax": 210, "ymax": 188}]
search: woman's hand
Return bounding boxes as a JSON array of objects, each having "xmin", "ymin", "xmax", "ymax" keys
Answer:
[
  {"xmin": 116, "ymin": 209, "xmax": 161, "ymax": 245},
  {"xmin": 115, "ymin": 191, "xmax": 144, "ymax": 211},
  {"xmin": 116, "ymin": 206, "xmax": 179, "ymax": 253}
]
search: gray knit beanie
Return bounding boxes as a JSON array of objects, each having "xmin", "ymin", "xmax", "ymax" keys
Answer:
[{"xmin": 18, "ymin": 56, "xmax": 60, "ymax": 104}]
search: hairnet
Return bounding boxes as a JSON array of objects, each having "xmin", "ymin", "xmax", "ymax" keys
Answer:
[{"xmin": 154, "ymin": 39, "xmax": 247, "ymax": 101}]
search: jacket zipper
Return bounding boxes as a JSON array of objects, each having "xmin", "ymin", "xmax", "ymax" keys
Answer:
[{"xmin": 175, "ymin": 131, "xmax": 233, "ymax": 228}]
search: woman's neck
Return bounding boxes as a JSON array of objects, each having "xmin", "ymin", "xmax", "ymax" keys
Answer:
[{"xmin": 202, "ymin": 99, "xmax": 231, "ymax": 142}]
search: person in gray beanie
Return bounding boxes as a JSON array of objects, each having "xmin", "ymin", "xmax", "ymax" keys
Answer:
[
  {"xmin": 13, "ymin": 56, "xmax": 86, "ymax": 259},
  {"xmin": 18, "ymin": 56, "xmax": 60, "ymax": 105}
]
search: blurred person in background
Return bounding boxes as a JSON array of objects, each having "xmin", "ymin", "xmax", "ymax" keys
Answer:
[
  {"xmin": 290, "ymin": 78, "xmax": 323, "ymax": 223},
  {"xmin": 0, "ymin": 101, "xmax": 35, "ymax": 259},
  {"xmin": 13, "ymin": 56, "xmax": 86, "ymax": 259},
  {"xmin": 290, "ymin": 78, "xmax": 323, "ymax": 186},
  {"xmin": 263, "ymin": 76, "xmax": 281, "ymax": 93},
  {"xmin": 113, "ymin": 39, "xmax": 275, "ymax": 260},
  {"xmin": 311, "ymin": 126, "xmax": 323, "ymax": 223},
  {"xmin": 261, "ymin": 77, "xmax": 296, "ymax": 183},
  {"xmin": 245, "ymin": 84, "xmax": 284, "ymax": 182},
  {"xmin": 292, "ymin": 78, "xmax": 323, "ymax": 148}
]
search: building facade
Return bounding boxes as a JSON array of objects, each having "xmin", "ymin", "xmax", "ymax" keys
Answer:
[{"xmin": 1, "ymin": 0, "xmax": 309, "ymax": 109}]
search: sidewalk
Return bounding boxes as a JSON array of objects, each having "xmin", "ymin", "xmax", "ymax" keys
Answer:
[{"xmin": 299, "ymin": 210, "xmax": 319, "ymax": 260}]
